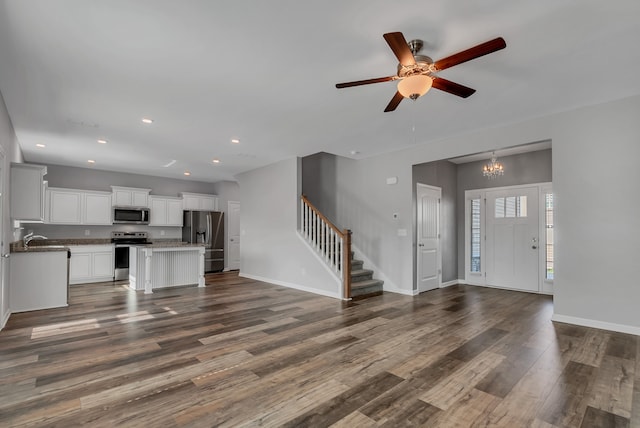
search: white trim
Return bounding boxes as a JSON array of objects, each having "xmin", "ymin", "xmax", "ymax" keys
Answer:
[
  {"xmin": 552, "ymin": 314, "xmax": 640, "ymax": 336},
  {"xmin": 238, "ymin": 272, "xmax": 342, "ymax": 300},
  {"xmin": 441, "ymin": 280, "xmax": 458, "ymax": 288},
  {"xmin": 1, "ymin": 309, "xmax": 10, "ymax": 330}
]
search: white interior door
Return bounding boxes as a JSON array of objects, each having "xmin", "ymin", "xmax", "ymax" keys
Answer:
[
  {"xmin": 485, "ymin": 187, "xmax": 539, "ymax": 292},
  {"xmin": 227, "ymin": 201, "xmax": 240, "ymax": 270},
  {"xmin": 416, "ymin": 184, "xmax": 441, "ymax": 293}
]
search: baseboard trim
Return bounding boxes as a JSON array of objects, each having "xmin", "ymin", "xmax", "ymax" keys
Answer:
[
  {"xmin": 441, "ymin": 280, "xmax": 458, "ymax": 288},
  {"xmin": 382, "ymin": 285, "xmax": 417, "ymax": 296},
  {"xmin": 1, "ymin": 309, "xmax": 12, "ymax": 330},
  {"xmin": 239, "ymin": 272, "xmax": 342, "ymax": 300},
  {"xmin": 551, "ymin": 314, "xmax": 640, "ymax": 336}
]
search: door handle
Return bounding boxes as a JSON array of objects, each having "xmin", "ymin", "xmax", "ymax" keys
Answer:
[
  {"xmin": 2, "ymin": 253, "xmax": 9, "ymax": 258},
  {"xmin": 532, "ymin": 245, "xmax": 538, "ymax": 249},
  {"xmin": 418, "ymin": 243, "xmax": 424, "ymax": 247}
]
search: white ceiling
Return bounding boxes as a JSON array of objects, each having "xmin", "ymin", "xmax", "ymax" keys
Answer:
[{"xmin": 1, "ymin": 1, "xmax": 639, "ymax": 183}]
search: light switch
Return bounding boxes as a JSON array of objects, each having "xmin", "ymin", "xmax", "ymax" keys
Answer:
[
  {"xmin": 386, "ymin": 176, "xmax": 398, "ymax": 185},
  {"xmin": 397, "ymin": 228, "xmax": 407, "ymax": 237}
]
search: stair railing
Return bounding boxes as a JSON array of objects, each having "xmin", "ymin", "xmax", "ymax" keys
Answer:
[{"xmin": 300, "ymin": 195, "xmax": 351, "ymax": 299}]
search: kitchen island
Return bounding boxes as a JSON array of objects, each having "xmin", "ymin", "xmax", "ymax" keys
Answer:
[{"xmin": 129, "ymin": 243, "xmax": 206, "ymax": 293}]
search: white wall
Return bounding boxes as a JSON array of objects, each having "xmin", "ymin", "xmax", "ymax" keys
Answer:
[
  {"xmin": 237, "ymin": 157, "xmax": 341, "ymax": 298},
  {"xmin": 210, "ymin": 180, "xmax": 240, "ymax": 270},
  {"xmin": 0, "ymin": 90, "xmax": 23, "ymax": 328},
  {"xmin": 330, "ymin": 95, "xmax": 640, "ymax": 333}
]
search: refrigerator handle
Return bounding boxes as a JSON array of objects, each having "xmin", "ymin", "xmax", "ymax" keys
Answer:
[{"xmin": 206, "ymin": 213, "xmax": 211, "ymax": 245}]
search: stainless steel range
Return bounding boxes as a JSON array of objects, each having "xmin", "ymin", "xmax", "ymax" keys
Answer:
[{"xmin": 112, "ymin": 231, "xmax": 150, "ymax": 281}]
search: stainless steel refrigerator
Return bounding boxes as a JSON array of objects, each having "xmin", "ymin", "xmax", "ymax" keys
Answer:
[{"xmin": 182, "ymin": 211, "xmax": 224, "ymax": 272}]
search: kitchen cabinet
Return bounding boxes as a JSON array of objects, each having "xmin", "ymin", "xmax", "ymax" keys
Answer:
[
  {"xmin": 149, "ymin": 196, "xmax": 183, "ymax": 226},
  {"xmin": 10, "ymin": 163, "xmax": 47, "ymax": 222},
  {"xmin": 111, "ymin": 186, "xmax": 151, "ymax": 207},
  {"xmin": 9, "ymin": 250, "xmax": 68, "ymax": 312},
  {"xmin": 69, "ymin": 245, "xmax": 114, "ymax": 284},
  {"xmin": 180, "ymin": 192, "xmax": 218, "ymax": 211},
  {"xmin": 47, "ymin": 188, "xmax": 112, "ymax": 225}
]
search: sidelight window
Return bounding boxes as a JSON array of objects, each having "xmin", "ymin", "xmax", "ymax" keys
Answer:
[
  {"xmin": 545, "ymin": 193, "xmax": 554, "ymax": 280},
  {"xmin": 470, "ymin": 198, "xmax": 481, "ymax": 272}
]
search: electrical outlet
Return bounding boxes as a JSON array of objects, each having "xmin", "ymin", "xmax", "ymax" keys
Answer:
[
  {"xmin": 160, "ymin": 230, "xmax": 165, "ymax": 236},
  {"xmin": 84, "ymin": 230, "xmax": 90, "ymax": 236}
]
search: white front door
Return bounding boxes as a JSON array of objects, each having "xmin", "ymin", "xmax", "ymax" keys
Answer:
[
  {"xmin": 416, "ymin": 184, "xmax": 441, "ymax": 293},
  {"xmin": 227, "ymin": 201, "xmax": 240, "ymax": 270},
  {"xmin": 485, "ymin": 187, "xmax": 539, "ymax": 292}
]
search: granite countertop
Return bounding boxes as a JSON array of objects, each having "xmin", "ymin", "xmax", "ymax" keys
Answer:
[
  {"xmin": 10, "ymin": 244, "xmax": 70, "ymax": 254},
  {"xmin": 10, "ymin": 238, "xmax": 203, "ymax": 253}
]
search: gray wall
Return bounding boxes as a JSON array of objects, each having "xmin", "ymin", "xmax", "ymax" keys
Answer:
[
  {"xmin": 412, "ymin": 160, "xmax": 458, "ymax": 284},
  {"xmin": 301, "ymin": 152, "xmax": 338, "ymax": 225},
  {"xmin": 237, "ymin": 157, "xmax": 340, "ymax": 297},
  {"xmin": 211, "ymin": 180, "xmax": 240, "ymax": 269},
  {"xmin": 44, "ymin": 164, "xmax": 216, "ymax": 196},
  {"xmin": 0, "ymin": 89, "xmax": 23, "ymax": 328},
  {"xmin": 455, "ymin": 149, "xmax": 552, "ymax": 279}
]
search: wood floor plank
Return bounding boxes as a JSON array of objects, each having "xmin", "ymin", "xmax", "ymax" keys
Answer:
[{"xmin": 0, "ymin": 272, "xmax": 637, "ymax": 426}]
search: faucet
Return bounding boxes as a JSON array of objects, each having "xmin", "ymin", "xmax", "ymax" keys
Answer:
[{"xmin": 24, "ymin": 232, "xmax": 48, "ymax": 248}]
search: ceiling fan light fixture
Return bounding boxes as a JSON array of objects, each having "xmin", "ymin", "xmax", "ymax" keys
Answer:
[{"xmin": 397, "ymin": 74, "xmax": 432, "ymax": 100}]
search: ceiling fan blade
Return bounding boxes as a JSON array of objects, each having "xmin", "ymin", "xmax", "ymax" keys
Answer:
[
  {"xmin": 384, "ymin": 91, "xmax": 404, "ymax": 112},
  {"xmin": 432, "ymin": 77, "xmax": 476, "ymax": 98},
  {"xmin": 434, "ymin": 37, "xmax": 506, "ymax": 71},
  {"xmin": 383, "ymin": 32, "xmax": 416, "ymax": 66},
  {"xmin": 335, "ymin": 76, "xmax": 396, "ymax": 89}
]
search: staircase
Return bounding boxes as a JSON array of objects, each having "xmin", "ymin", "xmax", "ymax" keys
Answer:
[
  {"xmin": 350, "ymin": 252, "xmax": 384, "ymax": 299},
  {"xmin": 300, "ymin": 194, "xmax": 384, "ymax": 300}
]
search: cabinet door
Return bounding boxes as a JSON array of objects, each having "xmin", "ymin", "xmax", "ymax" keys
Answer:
[
  {"xmin": 166, "ymin": 199, "xmax": 183, "ymax": 226},
  {"xmin": 69, "ymin": 252, "xmax": 91, "ymax": 283},
  {"xmin": 182, "ymin": 195, "xmax": 199, "ymax": 211},
  {"xmin": 113, "ymin": 189, "xmax": 133, "ymax": 206},
  {"xmin": 11, "ymin": 164, "xmax": 46, "ymax": 222},
  {"xmin": 149, "ymin": 198, "xmax": 168, "ymax": 226},
  {"xmin": 132, "ymin": 191, "xmax": 148, "ymax": 207},
  {"xmin": 92, "ymin": 252, "xmax": 114, "ymax": 278},
  {"xmin": 49, "ymin": 190, "xmax": 82, "ymax": 224},
  {"xmin": 200, "ymin": 197, "xmax": 217, "ymax": 211},
  {"xmin": 84, "ymin": 193, "xmax": 112, "ymax": 225}
]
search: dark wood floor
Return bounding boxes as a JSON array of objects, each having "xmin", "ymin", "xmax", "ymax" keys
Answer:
[{"xmin": 0, "ymin": 273, "xmax": 637, "ymax": 427}]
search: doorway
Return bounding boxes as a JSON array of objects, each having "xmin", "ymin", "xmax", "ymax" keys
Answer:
[
  {"xmin": 227, "ymin": 201, "xmax": 240, "ymax": 271},
  {"xmin": 416, "ymin": 184, "xmax": 441, "ymax": 293},
  {"xmin": 465, "ymin": 183, "xmax": 552, "ymax": 293}
]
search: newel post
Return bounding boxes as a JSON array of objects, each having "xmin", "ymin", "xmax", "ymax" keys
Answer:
[{"xmin": 342, "ymin": 229, "xmax": 352, "ymax": 299}]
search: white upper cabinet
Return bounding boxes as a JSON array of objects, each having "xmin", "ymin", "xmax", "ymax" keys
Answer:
[
  {"xmin": 47, "ymin": 188, "xmax": 112, "ymax": 225},
  {"xmin": 148, "ymin": 196, "xmax": 183, "ymax": 226},
  {"xmin": 10, "ymin": 163, "xmax": 47, "ymax": 222},
  {"xmin": 111, "ymin": 186, "xmax": 151, "ymax": 207},
  {"xmin": 180, "ymin": 192, "xmax": 218, "ymax": 211}
]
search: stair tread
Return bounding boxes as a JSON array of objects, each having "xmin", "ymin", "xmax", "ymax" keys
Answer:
[
  {"xmin": 351, "ymin": 268, "xmax": 373, "ymax": 275},
  {"xmin": 351, "ymin": 279, "xmax": 384, "ymax": 288}
]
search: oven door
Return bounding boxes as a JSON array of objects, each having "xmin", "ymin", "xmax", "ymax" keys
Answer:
[{"xmin": 114, "ymin": 245, "xmax": 130, "ymax": 281}]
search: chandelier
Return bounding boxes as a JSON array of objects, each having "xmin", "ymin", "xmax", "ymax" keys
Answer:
[{"xmin": 483, "ymin": 152, "xmax": 504, "ymax": 179}]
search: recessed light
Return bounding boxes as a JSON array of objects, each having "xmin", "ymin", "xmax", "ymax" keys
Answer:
[
  {"xmin": 183, "ymin": 171, "xmax": 191, "ymax": 176},
  {"xmin": 231, "ymin": 139, "xmax": 240, "ymax": 144},
  {"xmin": 212, "ymin": 159, "xmax": 220, "ymax": 163},
  {"xmin": 141, "ymin": 118, "xmax": 154, "ymax": 124},
  {"xmin": 97, "ymin": 139, "xmax": 108, "ymax": 144},
  {"xmin": 87, "ymin": 160, "xmax": 96, "ymax": 164},
  {"xmin": 36, "ymin": 143, "xmax": 46, "ymax": 148}
]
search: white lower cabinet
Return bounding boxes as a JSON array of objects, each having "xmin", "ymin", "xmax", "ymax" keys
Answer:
[
  {"xmin": 69, "ymin": 245, "xmax": 114, "ymax": 284},
  {"xmin": 149, "ymin": 196, "xmax": 183, "ymax": 226}
]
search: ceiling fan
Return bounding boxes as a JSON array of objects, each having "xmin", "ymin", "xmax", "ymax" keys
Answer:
[{"xmin": 335, "ymin": 32, "xmax": 506, "ymax": 112}]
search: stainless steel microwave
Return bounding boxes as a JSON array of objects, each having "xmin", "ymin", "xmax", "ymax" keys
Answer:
[{"xmin": 113, "ymin": 206, "xmax": 150, "ymax": 224}]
